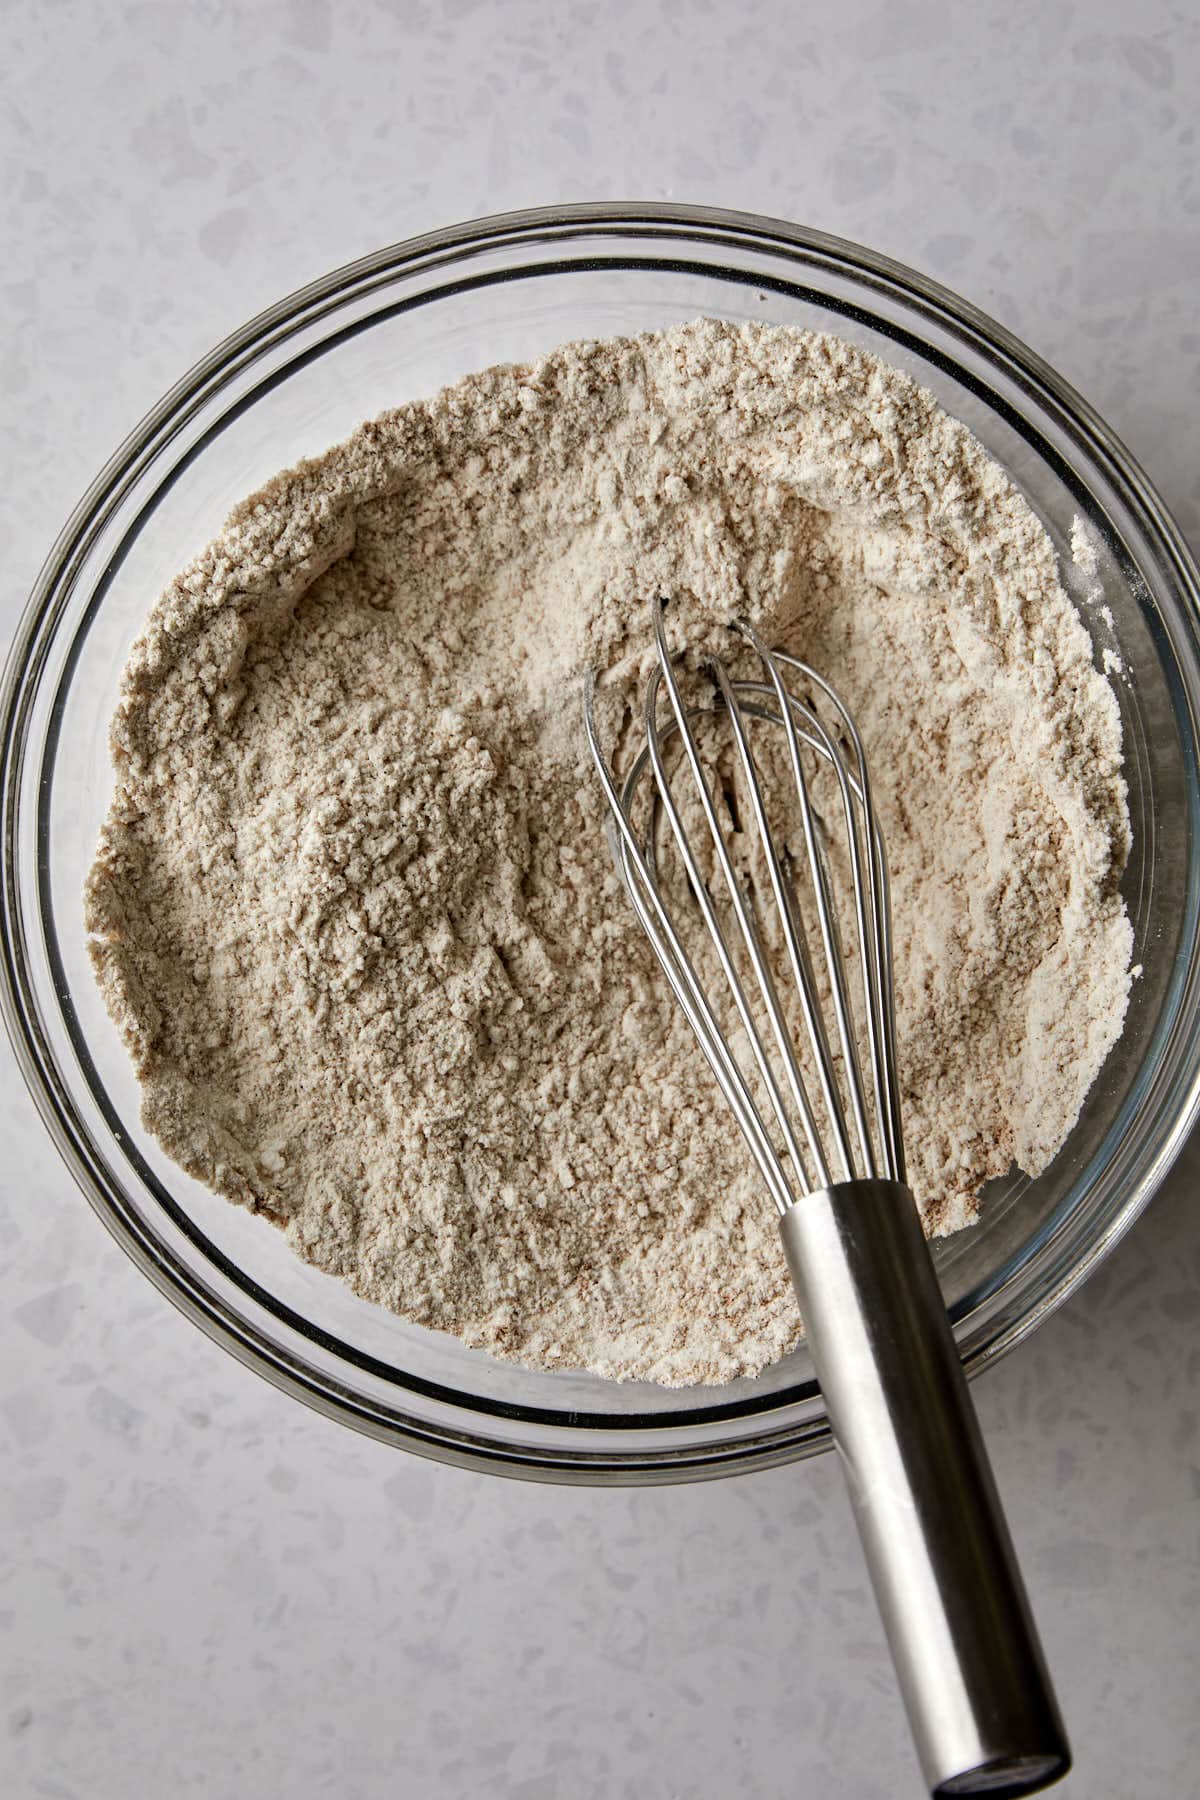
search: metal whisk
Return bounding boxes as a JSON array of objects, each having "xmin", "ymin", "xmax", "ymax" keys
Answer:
[{"xmin": 584, "ymin": 598, "xmax": 1071, "ymax": 1800}]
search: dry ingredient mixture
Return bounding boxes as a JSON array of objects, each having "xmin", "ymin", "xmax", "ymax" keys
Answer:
[{"xmin": 85, "ymin": 320, "xmax": 1133, "ymax": 1385}]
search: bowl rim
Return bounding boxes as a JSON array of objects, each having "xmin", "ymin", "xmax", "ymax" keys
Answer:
[{"xmin": 4, "ymin": 200, "xmax": 1200, "ymax": 1482}]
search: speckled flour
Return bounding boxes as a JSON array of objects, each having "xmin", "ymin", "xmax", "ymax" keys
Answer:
[{"xmin": 85, "ymin": 320, "xmax": 1132, "ymax": 1384}]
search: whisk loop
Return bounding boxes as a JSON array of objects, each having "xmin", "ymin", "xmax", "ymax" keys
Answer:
[{"xmin": 583, "ymin": 596, "xmax": 902, "ymax": 1211}]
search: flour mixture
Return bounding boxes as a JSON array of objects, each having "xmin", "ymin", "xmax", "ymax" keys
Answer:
[{"xmin": 85, "ymin": 321, "xmax": 1132, "ymax": 1383}]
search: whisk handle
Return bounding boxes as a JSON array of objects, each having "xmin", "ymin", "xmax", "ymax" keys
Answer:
[{"xmin": 779, "ymin": 1180, "xmax": 1070, "ymax": 1799}]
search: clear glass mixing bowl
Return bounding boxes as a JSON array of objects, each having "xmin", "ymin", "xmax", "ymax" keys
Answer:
[{"xmin": 3, "ymin": 205, "xmax": 1199, "ymax": 1483}]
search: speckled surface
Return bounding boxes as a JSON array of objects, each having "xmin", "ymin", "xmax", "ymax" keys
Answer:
[{"xmin": 3, "ymin": 3, "xmax": 1200, "ymax": 1796}]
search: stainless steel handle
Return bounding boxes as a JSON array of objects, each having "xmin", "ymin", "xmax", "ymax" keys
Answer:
[{"xmin": 779, "ymin": 1180, "xmax": 1071, "ymax": 1798}]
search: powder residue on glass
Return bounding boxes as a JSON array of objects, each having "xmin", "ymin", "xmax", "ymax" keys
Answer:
[{"xmin": 85, "ymin": 320, "xmax": 1132, "ymax": 1384}]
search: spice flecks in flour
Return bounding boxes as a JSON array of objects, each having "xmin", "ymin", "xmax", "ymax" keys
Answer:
[{"xmin": 85, "ymin": 321, "xmax": 1132, "ymax": 1384}]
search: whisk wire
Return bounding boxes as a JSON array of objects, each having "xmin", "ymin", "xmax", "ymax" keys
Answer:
[
  {"xmin": 585, "ymin": 601, "xmax": 902, "ymax": 1207},
  {"xmin": 746, "ymin": 625, "xmax": 878, "ymax": 1182},
  {"xmin": 772, "ymin": 646, "xmax": 905, "ymax": 1185},
  {"xmin": 708, "ymin": 656, "xmax": 846, "ymax": 1188},
  {"xmin": 582, "ymin": 671, "xmax": 794, "ymax": 1214},
  {"xmin": 648, "ymin": 600, "xmax": 829, "ymax": 1194}
]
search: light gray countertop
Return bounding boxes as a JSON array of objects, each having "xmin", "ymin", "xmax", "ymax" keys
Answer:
[{"xmin": 3, "ymin": 3, "xmax": 1198, "ymax": 1796}]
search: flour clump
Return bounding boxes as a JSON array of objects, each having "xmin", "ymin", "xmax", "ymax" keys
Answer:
[{"xmin": 85, "ymin": 321, "xmax": 1132, "ymax": 1384}]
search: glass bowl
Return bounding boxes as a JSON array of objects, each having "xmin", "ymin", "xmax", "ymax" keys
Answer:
[{"xmin": 3, "ymin": 204, "xmax": 1199, "ymax": 1484}]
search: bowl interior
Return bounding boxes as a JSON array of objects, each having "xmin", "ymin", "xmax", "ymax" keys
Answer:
[{"xmin": 6, "ymin": 213, "xmax": 1200, "ymax": 1478}]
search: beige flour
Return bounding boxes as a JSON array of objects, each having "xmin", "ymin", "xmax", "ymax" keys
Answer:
[{"xmin": 85, "ymin": 320, "xmax": 1132, "ymax": 1385}]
